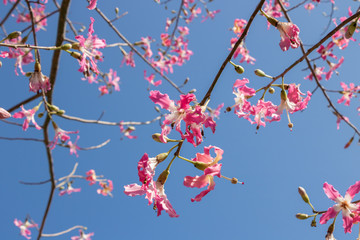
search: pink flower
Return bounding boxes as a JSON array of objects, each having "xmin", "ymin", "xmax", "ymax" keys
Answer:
[
  {"xmin": 16, "ymin": 5, "xmax": 47, "ymax": 31},
  {"xmin": 71, "ymin": 230, "xmax": 94, "ymax": 240},
  {"xmin": 286, "ymin": 84, "xmax": 312, "ymax": 113},
  {"xmin": 13, "ymin": 104, "xmax": 42, "ymax": 131},
  {"xmin": 183, "ymin": 146, "xmax": 223, "ymax": 202},
  {"xmin": 121, "ymin": 50, "xmax": 135, "ymax": 67},
  {"xmin": 98, "ymin": 85, "xmax": 109, "ymax": 95},
  {"xmin": 325, "ymin": 57, "xmax": 344, "ymax": 80},
  {"xmin": 4, "ymin": 37, "xmax": 34, "ymax": 75},
  {"xmin": 320, "ymin": 181, "xmax": 360, "ymax": 233},
  {"xmin": 0, "ymin": 107, "xmax": 11, "ymax": 119},
  {"xmin": 276, "ymin": 22, "xmax": 300, "ymax": 51},
  {"xmin": 201, "ymin": 9, "xmax": 220, "ymax": 22},
  {"xmin": 232, "ymin": 19, "xmax": 247, "ymax": 36},
  {"xmin": 232, "ymin": 78, "xmax": 256, "ymax": 120},
  {"xmin": 120, "ymin": 124, "xmax": 137, "ymax": 139},
  {"xmin": 75, "ymin": 17, "xmax": 106, "ymax": 74},
  {"xmin": 87, "ymin": 0, "xmax": 97, "ymax": 10},
  {"xmin": 86, "ymin": 169, "xmax": 97, "ymax": 185},
  {"xmin": 48, "ymin": 126, "xmax": 79, "ymax": 150},
  {"xmin": 144, "ymin": 70, "xmax": 162, "ymax": 86},
  {"xmin": 263, "ymin": 0, "xmax": 282, "ymax": 29},
  {"xmin": 304, "ymin": 67, "xmax": 326, "ymax": 81},
  {"xmin": 230, "ymin": 38, "xmax": 255, "ymax": 64},
  {"xmin": 317, "ymin": 42, "xmax": 337, "ymax": 60},
  {"xmin": 29, "ymin": 71, "xmax": 50, "ymax": 93},
  {"xmin": 97, "ymin": 180, "xmax": 113, "ymax": 196},
  {"xmin": 335, "ymin": 114, "xmax": 349, "ymax": 130},
  {"xmin": 149, "ymin": 90, "xmax": 216, "ymax": 146},
  {"xmin": 107, "ymin": 69, "xmax": 120, "ymax": 91},
  {"xmin": 68, "ymin": 136, "xmax": 80, "ymax": 157},
  {"xmin": 304, "ymin": 3, "xmax": 314, "ymax": 11},
  {"xmin": 337, "ymin": 82, "xmax": 359, "ymax": 106},
  {"xmin": 250, "ymin": 100, "xmax": 278, "ymax": 128},
  {"xmin": 141, "ymin": 36, "xmax": 153, "ymax": 58},
  {"xmin": 59, "ymin": 184, "xmax": 81, "ymax": 196},
  {"xmin": 124, "ymin": 153, "xmax": 179, "ymax": 217},
  {"xmin": 14, "ymin": 218, "xmax": 38, "ymax": 239}
]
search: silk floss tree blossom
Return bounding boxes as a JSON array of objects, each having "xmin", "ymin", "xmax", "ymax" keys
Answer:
[
  {"xmin": 124, "ymin": 153, "xmax": 179, "ymax": 217},
  {"xmin": 12, "ymin": 103, "xmax": 42, "ymax": 131},
  {"xmin": 320, "ymin": 181, "xmax": 360, "ymax": 233},
  {"xmin": 14, "ymin": 218, "xmax": 38, "ymax": 240},
  {"xmin": 149, "ymin": 90, "xmax": 216, "ymax": 146}
]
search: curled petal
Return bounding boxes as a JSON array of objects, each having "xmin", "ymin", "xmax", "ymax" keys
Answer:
[
  {"xmin": 323, "ymin": 182, "xmax": 341, "ymax": 201},
  {"xmin": 320, "ymin": 206, "xmax": 339, "ymax": 224},
  {"xmin": 345, "ymin": 181, "xmax": 360, "ymax": 200}
]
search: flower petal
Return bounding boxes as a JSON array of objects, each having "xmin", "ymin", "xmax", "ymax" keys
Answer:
[{"xmin": 323, "ymin": 182, "xmax": 341, "ymax": 201}]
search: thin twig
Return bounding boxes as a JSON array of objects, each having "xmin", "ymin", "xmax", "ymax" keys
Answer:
[
  {"xmin": 0, "ymin": 0, "xmax": 21, "ymax": 28},
  {"xmin": 163, "ymin": 0, "xmax": 183, "ymax": 55},
  {"xmin": 7, "ymin": 94, "xmax": 41, "ymax": 113},
  {"xmin": 42, "ymin": 225, "xmax": 86, "ymax": 237},
  {"xmin": 0, "ymin": 136, "xmax": 44, "ymax": 142}
]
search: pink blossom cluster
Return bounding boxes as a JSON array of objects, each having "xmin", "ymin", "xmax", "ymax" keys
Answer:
[
  {"xmin": 15, "ymin": 4, "xmax": 47, "ymax": 32},
  {"xmin": 337, "ymin": 82, "xmax": 360, "ymax": 106},
  {"xmin": 231, "ymin": 78, "xmax": 311, "ymax": 129},
  {"xmin": 149, "ymin": 90, "xmax": 216, "ymax": 146},
  {"xmin": 14, "ymin": 218, "xmax": 38, "ymax": 239},
  {"xmin": 124, "ymin": 153, "xmax": 179, "ymax": 217},
  {"xmin": 229, "ymin": 19, "xmax": 256, "ymax": 64}
]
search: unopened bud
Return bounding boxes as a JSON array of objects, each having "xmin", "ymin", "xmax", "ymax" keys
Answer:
[
  {"xmin": 34, "ymin": 61, "xmax": 41, "ymax": 72},
  {"xmin": 48, "ymin": 104, "xmax": 60, "ymax": 112},
  {"xmin": 188, "ymin": 89, "xmax": 196, "ymax": 94},
  {"xmin": 267, "ymin": 16, "xmax": 279, "ymax": 27},
  {"xmin": 310, "ymin": 219, "xmax": 317, "ymax": 227},
  {"xmin": 193, "ymin": 161, "xmax": 209, "ymax": 171},
  {"xmin": 157, "ymin": 169, "xmax": 170, "ymax": 185},
  {"xmin": 115, "ymin": 7, "xmax": 119, "ymax": 14},
  {"xmin": 60, "ymin": 44, "xmax": 72, "ymax": 50},
  {"xmin": 0, "ymin": 61, "xmax": 2, "ymax": 68},
  {"xmin": 57, "ymin": 110, "xmax": 65, "ymax": 115},
  {"xmin": 71, "ymin": 42, "xmax": 80, "ymax": 50},
  {"xmin": 154, "ymin": 106, "xmax": 160, "ymax": 113},
  {"xmin": 298, "ymin": 186, "xmax": 310, "ymax": 203},
  {"xmin": 152, "ymin": 133, "xmax": 164, "ymax": 143},
  {"xmin": 296, "ymin": 213, "xmax": 309, "ymax": 220},
  {"xmin": 0, "ymin": 107, "xmax": 11, "ymax": 119},
  {"xmin": 70, "ymin": 51, "xmax": 82, "ymax": 60},
  {"xmin": 268, "ymin": 87, "xmax": 275, "ymax": 94},
  {"xmin": 7, "ymin": 31, "xmax": 21, "ymax": 40},
  {"xmin": 234, "ymin": 65, "xmax": 244, "ymax": 74},
  {"xmin": 25, "ymin": 72, "xmax": 32, "ymax": 77},
  {"xmin": 254, "ymin": 69, "xmax": 267, "ymax": 77},
  {"xmin": 156, "ymin": 152, "xmax": 168, "ymax": 163},
  {"xmin": 345, "ymin": 21, "xmax": 357, "ymax": 39},
  {"xmin": 327, "ymin": 223, "xmax": 334, "ymax": 234}
]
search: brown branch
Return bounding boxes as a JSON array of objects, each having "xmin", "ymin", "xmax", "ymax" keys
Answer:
[
  {"xmin": 7, "ymin": 94, "xmax": 41, "ymax": 113},
  {"xmin": 199, "ymin": 0, "xmax": 266, "ymax": 106},
  {"xmin": 163, "ymin": 0, "xmax": 184, "ymax": 56},
  {"xmin": 0, "ymin": 0, "xmax": 21, "ymax": 28}
]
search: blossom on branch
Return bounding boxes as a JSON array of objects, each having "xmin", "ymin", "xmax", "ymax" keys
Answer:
[
  {"xmin": 320, "ymin": 181, "xmax": 360, "ymax": 233},
  {"xmin": 337, "ymin": 82, "xmax": 359, "ymax": 106},
  {"xmin": 14, "ymin": 218, "xmax": 38, "ymax": 240},
  {"xmin": 183, "ymin": 146, "xmax": 223, "ymax": 202},
  {"xmin": 87, "ymin": 0, "xmax": 97, "ymax": 10},
  {"xmin": 13, "ymin": 104, "xmax": 42, "ymax": 131},
  {"xmin": 97, "ymin": 180, "xmax": 113, "ymax": 196},
  {"xmin": 276, "ymin": 22, "xmax": 300, "ymax": 51},
  {"xmin": 75, "ymin": 17, "xmax": 106, "ymax": 74},
  {"xmin": 71, "ymin": 230, "xmax": 94, "ymax": 240},
  {"xmin": 0, "ymin": 107, "xmax": 11, "ymax": 119},
  {"xmin": 149, "ymin": 90, "xmax": 216, "ymax": 146}
]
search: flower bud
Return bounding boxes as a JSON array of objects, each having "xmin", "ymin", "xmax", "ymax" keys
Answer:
[
  {"xmin": 7, "ymin": 31, "xmax": 21, "ymax": 40},
  {"xmin": 34, "ymin": 61, "xmax": 41, "ymax": 72},
  {"xmin": 345, "ymin": 21, "xmax": 357, "ymax": 39},
  {"xmin": 157, "ymin": 169, "xmax": 170, "ymax": 185},
  {"xmin": 71, "ymin": 42, "xmax": 80, "ymax": 50},
  {"xmin": 0, "ymin": 107, "xmax": 11, "ymax": 119},
  {"xmin": 70, "ymin": 51, "xmax": 82, "ymax": 60},
  {"xmin": 115, "ymin": 7, "xmax": 119, "ymax": 14},
  {"xmin": 234, "ymin": 65, "xmax": 244, "ymax": 74},
  {"xmin": 57, "ymin": 110, "xmax": 65, "ymax": 115},
  {"xmin": 298, "ymin": 186, "xmax": 310, "ymax": 204},
  {"xmin": 193, "ymin": 161, "xmax": 209, "ymax": 171},
  {"xmin": 0, "ymin": 61, "xmax": 2, "ymax": 68},
  {"xmin": 60, "ymin": 44, "xmax": 72, "ymax": 50},
  {"xmin": 156, "ymin": 152, "xmax": 168, "ymax": 163},
  {"xmin": 188, "ymin": 89, "xmax": 196, "ymax": 94},
  {"xmin": 310, "ymin": 218, "xmax": 317, "ymax": 227},
  {"xmin": 25, "ymin": 72, "xmax": 32, "ymax": 77},
  {"xmin": 254, "ymin": 69, "xmax": 267, "ymax": 77},
  {"xmin": 296, "ymin": 213, "xmax": 309, "ymax": 220},
  {"xmin": 327, "ymin": 223, "xmax": 334, "ymax": 234},
  {"xmin": 268, "ymin": 87, "xmax": 275, "ymax": 94},
  {"xmin": 152, "ymin": 133, "xmax": 164, "ymax": 143},
  {"xmin": 266, "ymin": 16, "xmax": 278, "ymax": 27}
]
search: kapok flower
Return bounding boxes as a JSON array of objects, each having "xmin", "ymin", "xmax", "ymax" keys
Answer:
[
  {"xmin": 317, "ymin": 41, "xmax": 337, "ymax": 60},
  {"xmin": 71, "ymin": 230, "xmax": 94, "ymax": 240},
  {"xmin": 13, "ymin": 103, "xmax": 42, "ymax": 131},
  {"xmin": 262, "ymin": 0, "xmax": 282, "ymax": 29},
  {"xmin": 231, "ymin": 78, "xmax": 256, "ymax": 120},
  {"xmin": 97, "ymin": 180, "xmax": 113, "ymax": 196},
  {"xmin": 120, "ymin": 123, "xmax": 137, "ymax": 139},
  {"xmin": 48, "ymin": 123, "xmax": 79, "ymax": 150},
  {"xmin": 14, "ymin": 218, "xmax": 38, "ymax": 240},
  {"xmin": 230, "ymin": 38, "xmax": 256, "ymax": 64},
  {"xmin": 250, "ymin": 100, "xmax": 278, "ymax": 129},
  {"xmin": 334, "ymin": 113, "xmax": 349, "ymax": 130},
  {"xmin": 4, "ymin": 37, "xmax": 34, "ymax": 75},
  {"xmin": 304, "ymin": 66, "xmax": 326, "ymax": 81},
  {"xmin": 59, "ymin": 183, "xmax": 81, "ymax": 196},
  {"xmin": 124, "ymin": 153, "xmax": 178, "ymax": 217},
  {"xmin": 320, "ymin": 181, "xmax": 360, "ymax": 233},
  {"xmin": 304, "ymin": 3, "xmax": 314, "ymax": 11},
  {"xmin": 0, "ymin": 107, "xmax": 11, "ymax": 119},
  {"xmin": 337, "ymin": 82, "xmax": 359, "ymax": 106},
  {"xmin": 183, "ymin": 146, "xmax": 223, "ymax": 202},
  {"xmin": 232, "ymin": 18, "xmax": 247, "ymax": 35},
  {"xmin": 68, "ymin": 135, "xmax": 80, "ymax": 157},
  {"xmin": 75, "ymin": 17, "xmax": 106, "ymax": 74},
  {"xmin": 325, "ymin": 57, "xmax": 344, "ymax": 80},
  {"xmin": 87, "ymin": 0, "xmax": 97, "ymax": 10},
  {"xmin": 16, "ymin": 5, "xmax": 47, "ymax": 31},
  {"xmin": 28, "ymin": 62, "xmax": 50, "ymax": 93},
  {"xmin": 149, "ymin": 90, "xmax": 216, "ymax": 146},
  {"xmin": 144, "ymin": 70, "xmax": 162, "ymax": 87},
  {"xmin": 276, "ymin": 22, "xmax": 300, "ymax": 51},
  {"xmin": 86, "ymin": 169, "xmax": 98, "ymax": 185}
]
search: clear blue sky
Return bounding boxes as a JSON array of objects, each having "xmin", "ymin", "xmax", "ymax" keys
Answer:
[{"xmin": 1, "ymin": 0, "xmax": 360, "ymax": 239}]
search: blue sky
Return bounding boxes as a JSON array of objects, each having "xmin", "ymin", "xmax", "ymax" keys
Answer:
[{"xmin": 1, "ymin": 0, "xmax": 360, "ymax": 239}]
